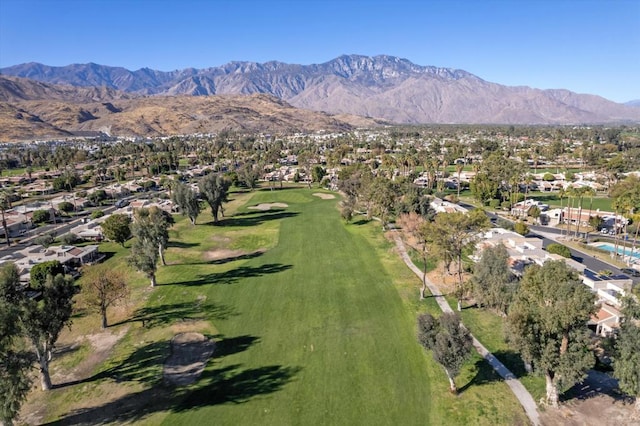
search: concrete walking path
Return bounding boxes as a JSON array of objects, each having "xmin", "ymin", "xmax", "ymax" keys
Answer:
[{"xmin": 392, "ymin": 232, "xmax": 540, "ymax": 426}]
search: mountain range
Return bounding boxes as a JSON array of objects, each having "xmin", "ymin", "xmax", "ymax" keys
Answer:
[{"xmin": 1, "ymin": 54, "xmax": 639, "ymax": 141}]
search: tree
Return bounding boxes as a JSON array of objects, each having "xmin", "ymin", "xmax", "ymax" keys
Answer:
[
  {"xmin": 81, "ymin": 264, "xmax": 129, "ymax": 329},
  {"xmin": 471, "ymin": 244, "xmax": 517, "ymax": 315},
  {"xmin": 546, "ymin": 243, "xmax": 572, "ymax": 258},
  {"xmin": 131, "ymin": 207, "xmax": 172, "ymax": 266},
  {"xmin": 417, "ymin": 312, "xmax": 473, "ymax": 393},
  {"xmin": 513, "ymin": 220, "xmax": 529, "ymax": 236},
  {"xmin": 32, "ymin": 209, "xmax": 50, "ymax": 224},
  {"xmin": 423, "ymin": 209, "xmax": 490, "ymax": 310},
  {"xmin": 614, "ymin": 297, "xmax": 640, "ymax": 411},
  {"xmin": 311, "ymin": 165, "xmax": 326, "ymax": 185},
  {"xmin": 238, "ymin": 163, "xmax": 260, "ymax": 190},
  {"xmin": 57, "ymin": 201, "xmax": 74, "ymax": 213},
  {"xmin": 0, "ymin": 264, "xmax": 32, "ymax": 425},
  {"xmin": 528, "ymin": 205, "xmax": 541, "ymax": 224},
  {"xmin": 506, "ymin": 260, "xmax": 596, "ymax": 407},
  {"xmin": 172, "ymin": 181, "xmax": 201, "ymax": 225},
  {"xmin": 101, "ymin": 213, "xmax": 132, "ymax": 246},
  {"xmin": 33, "ymin": 233, "xmax": 55, "ymax": 249},
  {"xmin": 0, "ymin": 191, "xmax": 11, "ymax": 246},
  {"xmin": 30, "ymin": 260, "xmax": 64, "ymax": 289},
  {"xmin": 22, "ymin": 273, "xmax": 76, "ymax": 390},
  {"xmin": 128, "ymin": 237, "xmax": 159, "ymax": 287},
  {"xmin": 198, "ymin": 173, "xmax": 230, "ymax": 224}
]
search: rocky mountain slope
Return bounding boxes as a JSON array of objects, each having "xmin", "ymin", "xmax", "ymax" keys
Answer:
[
  {"xmin": 3, "ymin": 55, "xmax": 640, "ymax": 124},
  {"xmin": 0, "ymin": 76, "xmax": 377, "ymax": 142}
]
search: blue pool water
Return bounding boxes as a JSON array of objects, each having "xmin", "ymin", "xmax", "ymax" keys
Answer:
[{"xmin": 593, "ymin": 243, "xmax": 640, "ymax": 260}]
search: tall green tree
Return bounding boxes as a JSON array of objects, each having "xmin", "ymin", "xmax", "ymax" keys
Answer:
[
  {"xmin": 198, "ymin": 173, "xmax": 230, "ymax": 224},
  {"xmin": 614, "ymin": 297, "xmax": 640, "ymax": 411},
  {"xmin": 172, "ymin": 181, "xmax": 201, "ymax": 225},
  {"xmin": 101, "ymin": 213, "xmax": 132, "ymax": 247},
  {"xmin": 0, "ymin": 264, "xmax": 32, "ymax": 425},
  {"xmin": 470, "ymin": 244, "xmax": 517, "ymax": 316},
  {"xmin": 417, "ymin": 312, "xmax": 473, "ymax": 393},
  {"xmin": 131, "ymin": 207, "xmax": 173, "ymax": 266},
  {"xmin": 424, "ymin": 209, "xmax": 490, "ymax": 310},
  {"xmin": 128, "ymin": 236, "xmax": 160, "ymax": 288},
  {"xmin": 22, "ymin": 273, "xmax": 76, "ymax": 390},
  {"xmin": 506, "ymin": 260, "xmax": 595, "ymax": 407}
]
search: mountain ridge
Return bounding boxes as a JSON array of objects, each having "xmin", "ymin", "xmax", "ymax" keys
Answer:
[{"xmin": 2, "ymin": 54, "xmax": 639, "ymax": 125}]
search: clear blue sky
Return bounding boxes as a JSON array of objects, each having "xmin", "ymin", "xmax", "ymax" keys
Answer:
[{"xmin": 1, "ymin": 0, "xmax": 638, "ymax": 102}]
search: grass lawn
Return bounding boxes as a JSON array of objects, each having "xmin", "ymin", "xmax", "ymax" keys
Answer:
[
  {"xmin": 528, "ymin": 192, "xmax": 613, "ymax": 212},
  {"xmin": 32, "ymin": 187, "xmax": 527, "ymax": 425}
]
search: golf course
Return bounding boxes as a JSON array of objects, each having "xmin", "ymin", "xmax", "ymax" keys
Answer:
[{"xmin": 35, "ymin": 187, "xmax": 527, "ymax": 425}]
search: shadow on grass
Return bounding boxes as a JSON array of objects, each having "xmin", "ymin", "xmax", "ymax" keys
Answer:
[
  {"xmin": 167, "ymin": 241, "xmax": 200, "ymax": 249},
  {"xmin": 167, "ymin": 263, "xmax": 292, "ymax": 287},
  {"xmin": 203, "ymin": 210, "xmax": 298, "ymax": 228},
  {"xmin": 458, "ymin": 358, "xmax": 505, "ymax": 394},
  {"xmin": 179, "ymin": 250, "xmax": 264, "ymax": 266},
  {"xmin": 110, "ymin": 300, "xmax": 237, "ymax": 329},
  {"xmin": 47, "ymin": 334, "xmax": 300, "ymax": 425},
  {"xmin": 492, "ymin": 350, "xmax": 529, "ymax": 378},
  {"xmin": 352, "ymin": 219, "xmax": 372, "ymax": 226}
]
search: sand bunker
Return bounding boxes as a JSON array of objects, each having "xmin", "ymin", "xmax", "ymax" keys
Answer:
[
  {"xmin": 248, "ymin": 202, "xmax": 288, "ymax": 210},
  {"xmin": 164, "ymin": 332, "xmax": 215, "ymax": 386},
  {"xmin": 313, "ymin": 193, "xmax": 335, "ymax": 199}
]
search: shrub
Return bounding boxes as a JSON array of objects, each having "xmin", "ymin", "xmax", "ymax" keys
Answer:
[
  {"xmin": 90, "ymin": 210, "xmax": 105, "ymax": 219},
  {"xmin": 32, "ymin": 209, "xmax": 50, "ymax": 224},
  {"xmin": 501, "ymin": 201, "xmax": 511, "ymax": 211},
  {"xmin": 489, "ymin": 199, "xmax": 501, "ymax": 210},
  {"xmin": 57, "ymin": 201, "xmax": 74, "ymax": 213},
  {"xmin": 34, "ymin": 233, "xmax": 55, "ymax": 248},
  {"xmin": 514, "ymin": 221, "xmax": 529, "ymax": 236},
  {"xmin": 60, "ymin": 233, "xmax": 77, "ymax": 245},
  {"xmin": 543, "ymin": 173, "xmax": 555, "ymax": 181},
  {"xmin": 30, "ymin": 260, "xmax": 64, "ymax": 289},
  {"xmin": 547, "ymin": 243, "xmax": 572, "ymax": 258}
]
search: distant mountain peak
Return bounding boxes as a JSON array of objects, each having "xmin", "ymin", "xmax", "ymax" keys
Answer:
[{"xmin": 1, "ymin": 55, "xmax": 639, "ymax": 125}]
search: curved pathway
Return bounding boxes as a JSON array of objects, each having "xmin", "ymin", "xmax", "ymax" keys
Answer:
[{"xmin": 392, "ymin": 232, "xmax": 540, "ymax": 426}]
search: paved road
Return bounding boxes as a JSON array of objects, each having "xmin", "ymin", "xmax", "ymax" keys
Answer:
[
  {"xmin": 0, "ymin": 203, "xmax": 119, "ymax": 257},
  {"xmin": 392, "ymin": 232, "xmax": 541, "ymax": 426},
  {"xmin": 460, "ymin": 204, "xmax": 640, "ymax": 285}
]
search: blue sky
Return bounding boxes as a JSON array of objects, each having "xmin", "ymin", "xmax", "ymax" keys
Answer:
[{"xmin": 0, "ymin": 0, "xmax": 638, "ymax": 102}]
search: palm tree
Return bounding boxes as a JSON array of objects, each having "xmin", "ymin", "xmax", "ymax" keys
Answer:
[{"xmin": 0, "ymin": 191, "xmax": 11, "ymax": 246}]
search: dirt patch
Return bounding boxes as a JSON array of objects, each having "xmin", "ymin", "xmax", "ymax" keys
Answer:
[
  {"xmin": 313, "ymin": 193, "xmax": 335, "ymax": 199},
  {"xmin": 539, "ymin": 370, "xmax": 638, "ymax": 425},
  {"xmin": 248, "ymin": 202, "xmax": 288, "ymax": 211},
  {"xmin": 203, "ymin": 248, "xmax": 245, "ymax": 261},
  {"xmin": 164, "ymin": 332, "xmax": 215, "ymax": 386},
  {"xmin": 540, "ymin": 395, "xmax": 638, "ymax": 425}
]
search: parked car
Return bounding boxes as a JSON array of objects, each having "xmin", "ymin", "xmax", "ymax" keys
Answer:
[
  {"xmin": 621, "ymin": 268, "xmax": 640, "ymax": 277},
  {"xmin": 114, "ymin": 199, "xmax": 130, "ymax": 208}
]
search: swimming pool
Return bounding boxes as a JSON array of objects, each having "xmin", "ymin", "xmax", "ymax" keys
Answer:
[{"xmin": 592, "ymin": 242, "xmax": 640, "ymax": 260}]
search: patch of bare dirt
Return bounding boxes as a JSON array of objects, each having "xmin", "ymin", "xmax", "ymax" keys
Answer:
[
  {"xmin": 248, "ymin": 202, "xmax": 288, "ymax": 210},
  {"xmin": 203, "ymin": 248, "xmax": 245, "ymax": 261},
  {"xmin": 19, "ymin": 327, "xmax": 129, "ymax": 425},
  {"xmin": 540, "ymin": 370, "xmax": 638, "ymax": 425},
  {"xmin": 163, "ymin": 332, "xmax": 215, "ymax": 386},
  {"xmin": 540, "ymin": 395, "xmax": 638, "ymax": 426},
  {"xmin": 313, "ymin": 193, "xmax": 335, "ymax": 199},
  {"xmin": 203, "ymin": 248, "xmax": 264, "ymax": 262}
]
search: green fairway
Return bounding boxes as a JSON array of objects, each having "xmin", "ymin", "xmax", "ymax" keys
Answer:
[
  {"xmin": 157, "ymin": 190, "xmax": 435, "ymax": 425},
  {"xmin": 40, "ymin": 188, "xmax": 527, "ymax": 425}
]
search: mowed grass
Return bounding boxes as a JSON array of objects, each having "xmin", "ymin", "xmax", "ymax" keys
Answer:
[
  {"xmin": 159, "ymin": 190, "xmax": 436, "ymax": 425},
  {"xmin": 37, "ymin": 187, "xmax": 528, "ymax": 425}
]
